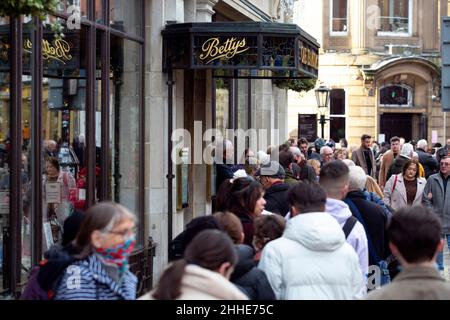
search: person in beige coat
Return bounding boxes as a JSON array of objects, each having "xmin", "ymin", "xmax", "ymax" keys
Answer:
[
  {"xmin": 383, "ymin": 159, "xmax": 426, "ymax": 211},
  {"xmin": 139, "ymin": 229, "xmax": 248, "ymax": 300},
  {"xmin": 351, "ymin": 134, "xmax": 377, "ymax": 179},
  {"xmin": 378, "ymin": 136, "xmax": 401, "ymax": 189},
  {"xmin": 367, "ymin": 206, "xmax": 450, "ymax": 300}
]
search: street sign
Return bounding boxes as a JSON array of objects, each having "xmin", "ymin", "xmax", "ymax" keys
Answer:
[{"xmin": 442, "ymin": 17, "xmax": 450, "ymax": 111}]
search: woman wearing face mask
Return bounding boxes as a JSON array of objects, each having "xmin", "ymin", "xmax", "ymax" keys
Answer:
[
  {"xmin": 141, "ymin": 229, "xmax": 248, "ymax": 300},
  {"xmin": 54, "ymin": 202, "xmax": 137, "ymax": 300},
  {"xmin": 383, "ymin": 159, "xmax": 426, "ymax": 211}
]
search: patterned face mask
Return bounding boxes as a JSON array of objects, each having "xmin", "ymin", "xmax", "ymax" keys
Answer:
[{"xmin": 96, "ymin": 234, "xmax": 136, "ymax": 273}]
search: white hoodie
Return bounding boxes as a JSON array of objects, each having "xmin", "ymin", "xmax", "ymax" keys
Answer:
[
  {"xmin": 326, "ymin": 198, "xmax": 369, "ymax": 278},
  {"xmin": 258, "ymin": 212, "xmax": 366, "ymax": 300}
]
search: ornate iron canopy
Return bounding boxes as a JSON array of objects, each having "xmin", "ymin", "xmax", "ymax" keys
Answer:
[{"xmin": 162, "ymin": 22, "xmax": 319, "ymax": 79}]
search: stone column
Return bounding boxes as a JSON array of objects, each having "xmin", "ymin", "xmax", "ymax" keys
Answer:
[
  {"xmin": 196, "ymin": 0, "xmax": 219, "ymax": 22},
  {"xmin": 351, "ymin": 0, "xmax": 368, "ymax": 55}
]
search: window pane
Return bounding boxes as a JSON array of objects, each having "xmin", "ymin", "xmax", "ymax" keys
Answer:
[
  {"xmin": 0, "ymin": 17, "xmax": 9, "ymax": 294},
  {"xmin": 332, "ymin": 0, "xmax": 347, "ymax": 32},
  {"xmin": 330, "ymin": 117, "xmax": 346, "ymax": 143},
  {"xmin": 380, "ymin": 85, "xmax": 410, "ymax": 106},
  {"xmin": 379, "ymin": 0, "xmax": 409, "ymax": 33},
  {"xmin": 215, "ymin": 78, "xmax": 230, "ymax": 140},
  {"xmin": 21, "ymin": 19, "xmax": 33, "ymax": 284},
  {"xmin": 236, "ymin": 79, "xmax": 249, "ymax": 164},
  {"xmin": 110, "ymin": 36, "xmax": 141, "ymax": 222},
  {"xmin": 42, "ymin": 22, "xmax": 87, "ymax": 250},
  {"xmin": 109, "ymin": 0, "xmax": 142, "ymax": 37},
  {"xmin": 330, "ymin": 89, "xmax": 345, "ymax": 115},
  {"xmin": 95, "ymin": 0, "xmax": 104, "ymax": 24},
  {"xmin": 56, "ymin": 0, "xmax": 88, "ymax": 19}
]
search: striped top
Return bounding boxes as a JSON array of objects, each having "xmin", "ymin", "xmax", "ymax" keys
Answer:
[{"xmin": 54, "ymin": 254, "xmax": 137, "ymax": 300}]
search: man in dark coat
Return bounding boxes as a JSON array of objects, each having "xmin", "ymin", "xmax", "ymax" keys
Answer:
[
  {"xmin": 214, "ymin": 139, "xmax": 235, "ymax": 191},
  {"xmin": 344, "ymin": 166, "xmax": 391, "ymax": 269},
  {"xmin": 417, "ymin": 139, "xmax": 439, "ymax": 178},
  {"xmin": 230, "ymin": 244, "xmax": 275, "ymax": 300},
  {"xmin": 256, "ymin": 161, "xmax": 290, "ymax": 216}
]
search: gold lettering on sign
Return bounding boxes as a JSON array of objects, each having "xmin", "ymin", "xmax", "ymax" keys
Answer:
[
  {"xmin": 199, "ymin": 37, "xmax": 250, "ymax": 64},
  {"xmin": 300, "ymin": 47, "xmax": 318, "ymax": 69},
  {"xmin": 23, "ymin": 38, "xmax": 73, "ymax": 64}
]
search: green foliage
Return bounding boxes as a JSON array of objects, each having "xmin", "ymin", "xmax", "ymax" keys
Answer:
[
  {"xmin": 274, "ymin": 78, "xmax": 317, "ymax": 93},
  {"xmin": 0, "ymin": 0, "xmax": 58, "ymax": 20}
]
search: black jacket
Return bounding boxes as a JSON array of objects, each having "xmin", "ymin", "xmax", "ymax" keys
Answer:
[
  {"xmin": 386, "ymin": 155, "xmax": 409, "ymax": 183},
  {"xmin": 344, "ymin": 191, "xmax": 390, "ymax": 266},
  {"xmin": 215, "ymin": 162, "xmax": 234, "ymax": 191},
  {"xmin": 264, "ymin": 182, "xmax": 290, "ymax": 216},
  {"xmin": 230, "ymin": 245, "xmax": 275, "ymax": 300},
  {"xmin": 417, "ymin": 148, "xmax": 439, "ymax": 178}
]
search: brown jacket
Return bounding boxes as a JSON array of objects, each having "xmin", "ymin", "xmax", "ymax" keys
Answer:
[
  {"xmin": 366, "ymin": 266, "xmax": 450, "ymax": 300},
  {"xmin": 352, "ymin": 147, "xmax": 376, "ymax": 179},
  {"xmin": 378, "ymin": 150, "xmax": 396, "ymax": 188}
]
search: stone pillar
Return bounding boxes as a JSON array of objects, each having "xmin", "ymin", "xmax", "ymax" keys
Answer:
[
  {"xmin": 351, "ymin": 0, "xmax": 368, "ymax": 55},
  {"xmin": 196, "ymin": 0, "xmax": 219, "ymax": 22}
]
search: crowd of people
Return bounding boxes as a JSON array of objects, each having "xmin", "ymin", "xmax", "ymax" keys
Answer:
[{"xmin": 19, "ymin": 134, "xmax": 450, "ymax": 300}]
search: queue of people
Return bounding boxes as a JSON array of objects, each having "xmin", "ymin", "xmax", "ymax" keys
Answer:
[{"xmin": 19, "ymin": 134, "xmax": 450, "ymax": 301}]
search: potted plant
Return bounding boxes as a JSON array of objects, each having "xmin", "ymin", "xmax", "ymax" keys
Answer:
[{"xmin": 0, "ymin": 0, "xmax": 58, "ymax": 20}]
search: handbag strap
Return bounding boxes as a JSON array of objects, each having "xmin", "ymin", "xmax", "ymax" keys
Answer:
[
  {"xmin": 343, "ymin": 198, "xmax": 381, "ymax": 264},
  {"xmin": 391, "ymin": 174, "xmax": 398, "ymax": 194}
]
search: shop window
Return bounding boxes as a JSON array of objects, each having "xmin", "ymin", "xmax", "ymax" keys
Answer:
[
  {"xmin": 110, "ymin": 35, "xmax": 142, "ymax": 223},
  {"xmin": 329, "ymin": 89, "xmax": 346, "ymax": 143},
  {"xmin": 109, "ymin": 0, "xmax": 142, "ymax": 37},
  {"xmin": 56, "ymin": 0, "xmax": 88, "ymax": 19},
  {"xmin": 378, "ymin": 0, "xmax": 412, "ymax": 36},
  {"xmin": 330, "ymin": 0, "xmax": 348, "ymax": 35},
  {"xmin": 41, "ymin": 21, "xmax": 87, "ymax": 251},
  {"xmin": 0, "ymin": 17, "xmax": 10, "ymax": 295},
  {"xmin": 379, "ymin": 84, "xmax": 413, "ymax": 107}
]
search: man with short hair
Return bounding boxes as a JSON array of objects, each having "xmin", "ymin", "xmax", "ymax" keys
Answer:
[
  {"xmin": 352, "ymin": 134, "xmax": 376, "ymax": 178},
  {"xmin": 258, "ymin": 182, "xmax": 365, "ymax": 300},
  {"xmin": 417, "ymin": 139, "xmax": 439, "ymax": 178},
  {"xmin": 320, "ymin": 161, "xmax": 369, "ymax": 277},
  {"xmin": 378, "ymin": 136, "xmax": 401, "ymax": 189},
  {"xmin": 320, "ymin": 146, "xmax": 334, "ymax": 165},
  {"xmin": 422, "ymin": 156, "xmax": 450, "ymax": 272},
  {"xmin": 257, "ymin": 161, "xmax": 290, "ymax": 217},
  {"xmin": 367, "ymin": 206, "xmax": 450, "ymax": 299}
]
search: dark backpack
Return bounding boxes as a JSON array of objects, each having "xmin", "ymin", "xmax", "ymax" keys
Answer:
[{"xmin": 20, "ymin": 247, "xmax": 74, "ymax": 300}]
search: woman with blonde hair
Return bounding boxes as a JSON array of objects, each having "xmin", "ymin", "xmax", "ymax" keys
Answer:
[
  {"xmin": 365, "ymin": 175, "xmax": 383, "ymax": 199},
  {"xmin": 334, "ymin": 148, "xmax": 348, "ymax": 161}
]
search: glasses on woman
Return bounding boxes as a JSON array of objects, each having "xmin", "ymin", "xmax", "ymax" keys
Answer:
[{"xmin": 107, "ymin": 226, "xmax": 137, "ymax": 237}]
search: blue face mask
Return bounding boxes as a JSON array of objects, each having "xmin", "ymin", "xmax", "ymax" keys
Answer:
[{"xmin": 95, "ymin": 235, "xmax": 136, "ymax": 273}]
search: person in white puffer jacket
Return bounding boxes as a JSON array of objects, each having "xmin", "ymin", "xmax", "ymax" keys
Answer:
[
  {"xmin": 258, "ymin": 182, "xmax": 366, "ymax": 300},
  {"xmin": 320, "ymin": 161, "xmax": 369, "ymax": 279}
]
